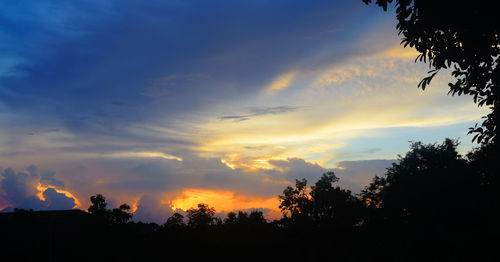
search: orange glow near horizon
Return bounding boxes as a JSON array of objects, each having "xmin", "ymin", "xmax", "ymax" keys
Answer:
[
  {"xmin": 36, "ymin": 183, "xmax": 81, "ymax": 209},
  {"xmin": 170, "ymin": 188, "xmax": 281, "ymax": 219},
  {"xmin": 131, "ymin": 198, "xmax": 139, "ymax": 213}
]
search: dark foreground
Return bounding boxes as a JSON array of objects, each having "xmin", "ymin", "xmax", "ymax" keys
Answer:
[{"xmin": 0, "ymin": 207, "xmax": 497, "ymax": 261}]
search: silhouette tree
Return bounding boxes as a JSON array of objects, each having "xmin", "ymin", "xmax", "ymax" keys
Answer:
[
  {"xmin": 224, "ymin": 210, "xmax": 266, "ymax": 226},
  {"xmin": 279, "ymin": 172, "xmax": 362, "ymax": 229},
  {"xmin": 466, "ymin": 143, "xmax": 500, "ymax": 230},
  {"xmin": 358, "ymin": 139, "xmax": 494, "ymax": 260},
  {"xmin": 164, "ymin": 212, "xmax": 186, "ymax": 229},
  {"xmin": 235, "ymin": 211, "xmax": 248, "ymax": 224},
  {"xmin": 110, "ymin": 204, "xmax": 133, "ymax": 224},
  {"xmin": 278, "ymin": 178, "xmax": 311, "ymax": 220},
  {"xmin": 309, "ymin": 172, "xmax": 338, "ymax": 224},
  {"xmin": 247, "ymin": 210, "xmax": 267, "ymax": 226},
  {"xmin": 87, "ymin": 194, "xmax": 133, "ymax": 224},
  {"xmin": 88, "ymin": 194, "xmax": 108, "ymax": 218},
  {"xmin": 361, "ymin": 139, "xmax": 481, "ymax": 226},
  {"xmin": 186, "ymin": 203, "xmax": 217, "ymax": 229},
  {"xmin": 363, "ymin": 0, "xmax": 500, "ymax": 144},
  {"xmin": 224, "ymin": 212, "xmax": 238, "ymax": 225},
  {"xmin": 310, "ymin": 172, "xmax": 363, "ymax": 228}
]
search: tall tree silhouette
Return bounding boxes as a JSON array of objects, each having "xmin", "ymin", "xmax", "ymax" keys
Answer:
[
  {"xmin": 364, "ymin": 0, "xmax": 500, "ymax": 144},
  {"xmin": 361, "ymin": 139, "xmax": 482, "ymax": 227},
  {"xmin": 186, "ymin": 203, "xmax": 217, "ymax": 229},
  {"xmin": 279, "ymin": 172, "xmax": 362, "ymax": 229},
  {"xmin": 88, "ymin": 194, "xmax": 108, "ymax": 217},
  {"xmin": 310, "ymin": 172, "xmax": 362, "ymax": 228},
  {"xmin": 278, "ymin": 178, "xmax": 312, "ymax": 226},
  {"xmin": 164, "ymin": 212, "xmax": 186, "ymax": 229},
  {"xmin": 87, "ymin": 194, "xmax": 132, "ymax": 224},
  {"xmin": 359, "ymin": 139, "xmax": 494, "ymax": 260},
  {"xmin": 110, "ymin": 204, "xmax": 132, "ymax": 224}
]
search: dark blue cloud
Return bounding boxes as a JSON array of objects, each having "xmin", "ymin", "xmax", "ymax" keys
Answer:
[
  {"xmin": 42, "ymin": 187, "xmax": 76, "ymax": 210},
  {"xmin": 0, "ymin": 167, "xmax": 39, "ymax": 207},
  {"xmin": 40, "ymin": 171, "xmax": 65, "ymax": 188},
  {"xmin": 0, "ymin": 166, "xmax": 76, "ymax": 211},
  {"xmin": 0, "ymin": 0, "xmax": 389, "ymax": 138}
]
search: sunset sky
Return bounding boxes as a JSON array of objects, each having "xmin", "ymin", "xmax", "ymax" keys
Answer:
[{"xmin": 0, "ymin": 0, "xmax": 488, "ymax": 222}]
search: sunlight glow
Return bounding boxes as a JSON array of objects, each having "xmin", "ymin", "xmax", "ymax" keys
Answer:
[
  {"xmin": 170, "ymin": 188, "xmax": 280, "ymax": 215},
  {"xmin": 131, "ymin": 198, "xmax": 139, "ymax": 213},
  {"xmin": 190, "ymin": 42, "xmax": 488, "ymax": 168},
  {"xmin": 36, "ymin": 183, "xmax": 81, "ymax": 208}
]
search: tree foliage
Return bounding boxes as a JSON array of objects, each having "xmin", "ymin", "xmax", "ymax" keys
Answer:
[
  {"xmin": 278, "ymin": 178, "xmax": 310, "ymax": 220},
  {"xmin": 223, "ymin": 210, "xmax": 267, "ymax": 227},
  {"xmin": 164, "ymin": 212, "xmax": 186, "ymax": 229},
  {"xmin": 361, "ymin": 139, "xmax": 481, "ymax": 225},
  {"xmin": 110, "ymin": 204, "xmax": 133, "ymax": 224},
  {"xmin": 364, "ymin": 0, "xmax": 500, "ymax": 144},
  {"xmin": 88, "ymin": 194, "xmax": 133, "ymax": 224},
  {"xmin": 186, "ymin": 203, "xmax": 217, "ymax": 229},
  {"xmin": 310, "ymin": 172, "xmax": 362, "ymax": 228},
  {"xmin": 278, "ymin": 172, "xmax": 362, "ymax": 228},
  {"xmin": 88, "ymin": 194, "xmax": 108, "ymax": 217}
]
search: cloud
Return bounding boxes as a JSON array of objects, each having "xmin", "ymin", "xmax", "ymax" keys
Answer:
[
  {"xmin": 0, "ymin": 153, "xmax": 355, "ymax": 220},
  {"xmin": 267, "ymin": 71, "xmax": 297, "ymax": 93},
  {"xmin": 102, "ymin": 152, "xmax": 183, "ymax": 162},
  {"xmin": 218, "ymin": 106, "xmax": 305, "ymax": 122},
  {"xmin": 40, "ymin": 171, "xmax": 65, "ymax": 188},
  {"xmin": 0, "ymin": 166, "xmax": 39, "ymax": 207},
  {"xmin": 41, "ymin": 188, "xmax": 76, "ymax": 210},
  {"xmin": 267, "ymin": 158, "xmax": 327, "ymax": 182},
  {"xmin": 0, "ymin": 155, "xmax": 395, "ymax": 221},
  {"xmin": 267, "ymin": 158, "xmax": 395, "ymax": 193},
  {"xmin": 132, "ymin": 194, "xmax": 174, "ymax": 224},
  {"xmin": 93, "ymin": 156, "xmax": 336, "ymax": 222},
  {"xmin": 0, "ymin": 166, "xmax": 78, "ymax": 211},
  {"xmin": 332, "ymin": 159, "xmax": 396, "ymax": 192},
  {"xmin": 0, "ymin": 0, "xmax": 379, "ymax": 141}
]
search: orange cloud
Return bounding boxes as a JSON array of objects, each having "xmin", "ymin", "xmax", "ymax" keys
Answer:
[
  {"xmin": 170, "ymin": 188, "xmax": 281, "ymax": 220},
  {"xmin": 37, "ymin": 183, "xmax": 81, "ymax": 209}
]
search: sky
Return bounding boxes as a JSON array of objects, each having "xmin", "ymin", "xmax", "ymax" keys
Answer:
[{"xmin": 0, "ymin": 0, "xmax": 488, "ymax": 222}]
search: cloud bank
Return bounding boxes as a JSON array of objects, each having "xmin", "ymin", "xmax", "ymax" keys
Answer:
[
  {"xmin": 0, "ymin": 166, "xmax": 77, "ymax": 212},
  {"xmin": 0, "ymin": 156, "xmax": 393, "ymax": 223}
]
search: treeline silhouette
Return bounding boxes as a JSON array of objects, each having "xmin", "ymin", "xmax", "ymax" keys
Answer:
[{"xmin": 0, "ymin": 138, "xmax": 498, "ymax": 261}]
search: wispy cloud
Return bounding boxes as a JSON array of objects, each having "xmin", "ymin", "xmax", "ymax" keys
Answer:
[
  {"xmin": 101, "ymin": 152, "xmax": 183, "ymax": 161},
  {"xmin": 218, "ymin": 106, "xmax": 306, "ymax": 122}
]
